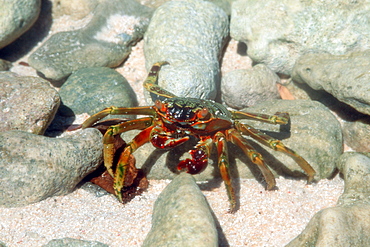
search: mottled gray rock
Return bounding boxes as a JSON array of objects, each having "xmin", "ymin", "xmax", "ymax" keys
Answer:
[
  {"xmin": 287, "ymin": 152, "xmax": 370, "ymax": 246},
  {"xmin": 0, "ymin": 129, "xmax": 103, "ymax": 207},
  {"xmin": 124, "ymin": 99, "xmax": 342, "ymax": 183},
  {"xmin": 0, "ymin": 240, "xmax": 6, "ymax": 247},
  {"xmin": 144, "ymin": 0, "xmax": 229, "ymax": 100},
  {"xmin": 231, "ymin": 0, "xmax": 370, "ymax": 75},
  {"xmin": 42, "ymin": 237, "xmax": 109, "ymax": 247},
  {"xmin": 0, "ymin": 72, "xmax": 60, "ymax": 134},
  {"xmin": 143, "ymin": 172, "xmax": 218, "ymax": 247},
  {"xmin": 29, "ymin": 0, "xmax": 153, "ymax": 80},
  {"xmin": 58, "ymin": 67, "xmax": 137, "ymax": 116},
  {"xmin": 221, "ymin": 64, "xmax": 281, "ymax": 109},
  {"xmin": 0, "ymin": 59, "xmax": 12, "ymax": 71},
  {"xmin": 51, "ymin": 0, "xmax": 100, "ymax": 20},
  {"xmin": 0, "ymin": 0, "xmax": 41, "ymax": 49},
  {"xmin": 292, "ymin": 50, "xmax": 370, "ymax": 115},
  {"xmin": 342, "ymin": 118, "xmax": 370, "ymax": 153}
]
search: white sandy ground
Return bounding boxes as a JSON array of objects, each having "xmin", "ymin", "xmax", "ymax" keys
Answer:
[{"xmin": 0, "ymin": 176, "xmax": 344, "ymax": 246}]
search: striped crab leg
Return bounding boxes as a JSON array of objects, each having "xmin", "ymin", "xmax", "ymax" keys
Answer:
[
  {"xmin": 234, "ymin": 121, "xmax": 316, "ymax": 182},
  {"xmin": 231, "ymin": 111, "xmax": 290, "ymax": 125},
  {"xmin": 143, "ymin": 61, "xmax": 177, "ymax": 98}
]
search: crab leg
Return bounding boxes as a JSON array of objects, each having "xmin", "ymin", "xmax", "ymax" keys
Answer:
[
  {"xmin": 81, "ymin": 106, "xmax": 156, "ymax": 129},
  {"xmin": 102, "ymin": 117, "xmax": 153, "ymax": 178},
  {"xmin": 214, "ymin": 132, "xmax": 236, "ymax": 213},
  {"xmin": 143, "ymin": 61, "xmax": 177, "ymax": 98},
  {"xmin": 231, "ymin": 111, "xmax": 289, "ymax": 125},
  {"xmin": 113, "ymin": 125, "xmax": 155, "ymax": 202},
  {"xmin": 227, "ymin": 128, "xmax": 277, "ymax": 190},
  {"xmin": 234, "ymin": 121, "xmax": 316, "ymax": 182}
]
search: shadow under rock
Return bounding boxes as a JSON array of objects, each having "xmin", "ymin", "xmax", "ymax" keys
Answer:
[{"xmin": 44, "ymin": 105, "xmax": 76, "ymax": 137}]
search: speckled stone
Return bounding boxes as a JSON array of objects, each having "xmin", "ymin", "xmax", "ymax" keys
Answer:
[
  {"xmin": 292, "ymin": 50, "xmax": 370, "ymax": 115},
  {"xmin": 143, "ymin": 172, "xmax": 218, "ymax": 247},
  {"xmin": 29, "ymin": 0, "xmax": 153, "ymax": 80},
  {"xmin": 144, "ymin": 0, "xmax": 229, "ymax": 100},
  {"xmin": 0, "ymin": 129, "xmax": 103, "ymax": 207},
  {"xmin": 0, "ymin": 72, "xmax": 60, "ymax": 134},
  {"xmin": 231, "ymin": 0, "xmax": 370, "ymax": 75},
  {"xmin": 0, "ymin": 0, "xmax": 41, "ymax": 49},
  {"xmin": 42, "ymin": 237, "xmax": 109, "ymax": 247},
  {"xmin": 221, "ymin": 64, "xmax": 281, "ymax": 109},
  {"xmin": 58, "ymin": 67, "xmax": 137, "ymax": 116}
]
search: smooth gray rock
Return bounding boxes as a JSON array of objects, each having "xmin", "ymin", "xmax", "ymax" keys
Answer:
[
  {"xmin": 122, "ymin": 99, "xmax": 342, "ymax": 183},
  {"xmin": 0, "ymin": 0, "xmax": 41, "ymax": 49},
  {"xmin": 287, "ymin": 152, "xmax": 370, "ymax": 246},
  {"xmin": 144, "ymin": 0, "xmax": 229, "ymax": 100},
  {"xmin": 58, "ymin": 67, "xmax": 137, "ymax": 116},
  {"xmin": 0, "ymin": 72, "xmax": 60, "ymax": 134},
  {"xmin": 0, "ymin": 129, "xmax": 103, "ymax": 207},
  {"xmin": 42, "ymin": 237, "xmax": 109, "ymax": 247},
  {"xmin": 29, "ymin": 0, "xmax": 153, "ymax": 80},
  {"xmin": 221, "ymin": 64, "xmax": 281, "ymax": 109},
  {"xmin": 230, "ymin": 0, "xmax": 370, "ymax": 75},
  {"xmin": 143, "ymin": 172, "xmax": 218, "ymax": 247},
  {"xmin": 292, "ymin": 50, "xmax": 370, "ymax": 115}
]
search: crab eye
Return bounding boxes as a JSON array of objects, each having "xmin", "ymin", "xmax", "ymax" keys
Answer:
[
  {"xmin": 155, "ymin": 100, "xmax": 166, "ymax": 112},
  {"xmin": 197, "ymin": 107, "xmax": 209, "ymax": 119}
]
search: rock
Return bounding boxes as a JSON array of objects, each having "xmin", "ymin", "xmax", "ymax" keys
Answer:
[
  {"xmin": 144, "ymin": 0, "xmax": 229, "ymax": 100},
  {"xmin": 0, "ymin": 0, "xmax": 41, "ymax": 49},
  {"xmin": 0, "ymin": 129, "xmax": 103, "ymax": 207},
  {"xmin": 287, "ymin": 152, "xmax": 370, "ymax": 246},
  {"xmin": 42, "ymin": 237, "xmax": 109, "ymax": 247},
  {"xmin": 51, "ymin": 0, "xmax": 100, "ymax": 20},
  {"xmin": 0, "ymin": 59, "xmax": 12, "ymax": 71},
  {"xmin": 221, "ymin": 64, "xmax": 281, "ymax": 109},
  {"xmin": 28, "ymin": 0, "xmax": 153, "ymax": 81},
  {"xmin": 0, "ymin": 72, "xmax": 60, "ymax": 135},
  {"xmin": 292, "ymin": 50, "xmax": 370, "ymax": 115},
  {"xmin": 342, "ymin": 118, "xmax": 370, "ymax": 153},
  {"xmin": 122, "ymin": 99, "xmax": 342, "ymax": 184},
  {"xmin": 58, "ymin": 67, "xmax": 137, "ymax": 117},
  {"xmin": 230, "ymin": 0, "xmax": 370, "ymax": 75},
  {"xmin": 143, "ymin": 172, "xmax": 218, "ymax": 247}
]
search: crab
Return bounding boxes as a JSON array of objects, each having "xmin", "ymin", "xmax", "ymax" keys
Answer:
[{"xmin": 80, "ymin": 61, "xmax": 316, "ymax": 212}]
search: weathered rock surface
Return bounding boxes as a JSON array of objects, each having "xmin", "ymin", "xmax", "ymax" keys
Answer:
[
  {"xmin": 292, "ymin": 50, "xmax": 370, "ymax": 115},
  {"xmin": 221, "ymin": 64, "xmax": 280, "ymax": 109},
  {"xmin": 287, "ymin": 152, "xmax": 370, "ymax": 246},
  {"xmin": 58, "ymin": 67, "xmax": 137, "ymax": 116},
  {"xmin": 342, "ymin": 118, "xmax": 370, "ymax": 153},
  {"xmin": 29, "ymin": 0, "xmax": 153, "ymax": 80},
  {"xmin": 0, "ymin": 0, "xmax": 41, "ymax": 49},
  {"xmin": 42, "ymin": 237, "xmax": 109, "ymax": 247},
  {"xmin": 0, "ymin": 72, "xmax": 60, "ymax": 134},
  {"xmin": 231, "ymin": 0, "xmax": 370, "ymax": 75},
  {"xmin": 144, "ymin": 0, "xmax": 229, "ymax": 100},
  {"xmin": 143, "ymin": 172, "xmax": 218, "ymax": 247},
  {"xmin": 0, "ymin": 129, "xmax": 103, "ymax": 207}
]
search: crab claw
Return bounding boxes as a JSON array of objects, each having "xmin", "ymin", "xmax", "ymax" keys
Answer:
[{"xmin": 178, "ymin": 149, "xmax": 208, "ymax": 174}]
